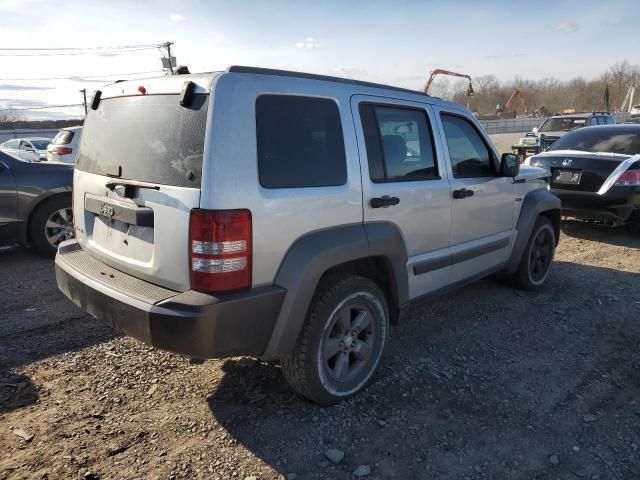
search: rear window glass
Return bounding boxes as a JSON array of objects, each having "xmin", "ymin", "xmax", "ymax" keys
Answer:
[
  {"xmin": 548, "ymin": 128, "xmax": 640, "ymax": 155},
  {"xmin": 76, "ymin": 94, "xmax": 209, "ymax": 187},
  {"xmin": 256, "ymin": 95, "xmax": 347, "ymax": 189},
  {"xmin": 52, "ymin": 130, "xmax": 74, "ymax": 145}
]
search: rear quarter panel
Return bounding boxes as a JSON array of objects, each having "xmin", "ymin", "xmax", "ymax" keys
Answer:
[{"xmin": 203, "ymin": 73, "xmax": 364, "ymax": 287}]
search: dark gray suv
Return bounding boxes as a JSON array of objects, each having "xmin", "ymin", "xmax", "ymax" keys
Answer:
[{"xmin": 0, "ymin": 151, "xmax": 73, "ymax": 256}]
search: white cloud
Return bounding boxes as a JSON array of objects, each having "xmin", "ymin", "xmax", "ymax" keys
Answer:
[
  {"xmin": 295, "ymin": 37, "xmax": 319, "ymax": 49},
  {"xmin": 550, "ymin": 22, "xmax": 580, "ymax": 33},
  {"xmin": 607, "ymin": 17, "xmax": 621, "ymax": 25},
  {"xmin": 332, "ymin": 66, "xmax": 365, "ymax": 76},
  {"xmin": 169, "ymin": 12, "xmax": 185, "ymax": 22}
]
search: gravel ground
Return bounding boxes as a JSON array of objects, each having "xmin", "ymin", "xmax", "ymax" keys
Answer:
[
  {"xmin": 490, "ymin": 133, "xmax": 523, "ymax": 155},
  {"xmin": 1, "ymin": 222, "xmax": 639, "ymax": 480}
]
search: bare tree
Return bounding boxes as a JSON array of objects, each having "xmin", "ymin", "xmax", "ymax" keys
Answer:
[{"xmin": 448, "ymin": 60, "xmax": 639, "ymax": 116}]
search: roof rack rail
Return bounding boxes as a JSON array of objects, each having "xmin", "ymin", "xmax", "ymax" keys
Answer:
[{"xmin": 227, "ymin": 65, "xmax": 428, "ymax": 97}]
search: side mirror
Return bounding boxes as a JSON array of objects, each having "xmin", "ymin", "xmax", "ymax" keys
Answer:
[
  {"xmin": 532, "ymin": 127, "xmax": 539, "ymax": 135},
  {"xmin": 501, "ymin": 153, "xmax": 520, "ymax": 177}
]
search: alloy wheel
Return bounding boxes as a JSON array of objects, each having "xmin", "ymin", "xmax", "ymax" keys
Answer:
[
  {"xmin": 529, "ymin": 227, "xmax": 553, "ymax": 282},
  {"xmin": 45, "ymin": 208, "xmax": 74, "ymax": 248},
  {"xmin": 322, "ymin": 302, "xmax": 377, "ymax": 383}
]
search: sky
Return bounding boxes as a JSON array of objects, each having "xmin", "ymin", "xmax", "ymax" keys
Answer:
[{"xmin": 0, "ymin": 0, "xmax": 638, "ymax": 119}]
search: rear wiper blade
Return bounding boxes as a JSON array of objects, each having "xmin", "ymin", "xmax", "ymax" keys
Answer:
[
  {"xmin": 105, "ymin": 179, "xmax": 160, "ymax": 191},
  {"xmin": 105, "ymin": 179, "xmax": 160, "ymax": 198}
]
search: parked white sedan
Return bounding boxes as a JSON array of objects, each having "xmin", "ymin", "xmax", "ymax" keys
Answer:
[
  {"xmin": 46, "ymin": 126, "xmax": 82, "ymax": 163},
  {"xmin": 0, "ymin": 137, "xmax": 50, "ymax": 161}
]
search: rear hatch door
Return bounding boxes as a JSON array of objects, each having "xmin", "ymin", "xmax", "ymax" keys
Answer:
[{"xmin": 74, "ymin": 77, "xmax": 213, "ymax": 292}]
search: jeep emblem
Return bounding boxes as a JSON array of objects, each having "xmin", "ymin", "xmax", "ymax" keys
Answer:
[{"xmin": 99, "ymin": 203, "xmax": 115, "ymax": 217}]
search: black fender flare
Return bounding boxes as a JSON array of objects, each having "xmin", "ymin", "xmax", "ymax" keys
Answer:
[
  {"xmin": 260, "ymin": 222, "xmax": 408, "ymax": 358},
  {"xmin": 505, "ymin": 188, "xmax": 561, "ymax": 274}
]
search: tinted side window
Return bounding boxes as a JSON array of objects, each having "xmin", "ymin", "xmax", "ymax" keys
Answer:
[
  {"xmin": 360, "ymin": 104, "xmax": 438, "ymax": 182},
  {"xmin": 606, "ymin": 116, "xmax": 615, "ymax": 125},
  {"xmin": 256, "ymin": 95, "xmax": 347, "ymax": 189},
  {"xmin": 441, "ymin": 114, "xmax": 495, "ymax": 178}
]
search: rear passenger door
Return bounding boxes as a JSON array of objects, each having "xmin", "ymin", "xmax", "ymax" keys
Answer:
[
  {"xmin": 435, "ymin": 109, "xmax": 516, "ymax": 275},
  {"xmin": 351, "ymin": 96, "xmax": 452, "ymax": 299}
]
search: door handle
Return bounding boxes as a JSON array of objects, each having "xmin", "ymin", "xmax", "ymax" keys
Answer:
[
  {"xmin": 370, "ymin": 195, "xmax": 400, "ymax": 208},
  {"xmin": 453, "ymin": 188, "xmax": 474, "ymax": 199}
]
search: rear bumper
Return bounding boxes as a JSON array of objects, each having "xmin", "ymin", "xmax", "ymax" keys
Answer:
[
  {"xmin": 55, "ymin": 240, "xmax": 285, "ymax": 359},
  {"xmin": 552, "ymin": 188, "xmax": 639, "ymax": 224}
]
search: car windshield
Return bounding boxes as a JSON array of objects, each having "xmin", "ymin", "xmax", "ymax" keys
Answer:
[
  {"xmin": 548, "ymin": 128, "xmax": 640, "ymax": 155},
  {"xmin": 539, "ymin": 117, "xmax": 588, "ymax": 132},
  {"xmin": 30, "ymin": 140, "xmax": 50, "ymax": 150}
]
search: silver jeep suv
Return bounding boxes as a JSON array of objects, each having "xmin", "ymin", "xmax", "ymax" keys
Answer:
[{"xmin": 56, "ymin": 66, "xmax": 560, "ymax": 405}]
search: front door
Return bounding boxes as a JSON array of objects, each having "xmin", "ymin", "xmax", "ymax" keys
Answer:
[
  {"xmin": 351, "ymin": 95, "xmax": 453, "ymax": 299},
  {"xmin": 435, "ymin": 109, "xmax": 516, "ymax": 278}
]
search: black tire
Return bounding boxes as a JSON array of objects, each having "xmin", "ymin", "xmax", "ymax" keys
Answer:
[
  {"xmin": 29, "ymin": 196, "xmax": 73, "ymax": 257},
  {"xmin": 508, "ymin": 216, "xmax": 556, "ymax": 290},
  {"xmin": 281, "ymin": 274, "xmax": 389, "ymax": 405},
  {"xmin": 627, "ymin": 211, "xmax": 640, "ymax": 235}
]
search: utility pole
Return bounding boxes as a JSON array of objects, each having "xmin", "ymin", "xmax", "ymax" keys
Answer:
[
  {"xmin": 164, "ymin": 41, "xmax": 175, "ymax": 75},
  {"xmin": 80, "ymin": 88, "xmax": 87, "ymax": 115}
]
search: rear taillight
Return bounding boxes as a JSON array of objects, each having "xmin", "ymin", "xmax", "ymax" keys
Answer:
[
  {"xmin": 53, "ymin": 146, "xmax": 73, "ymax": 155},
  {"xmin": 189, "ymin": 209, "xmax": 252, "ymax": 293},
  {"xmin": 614, "ymin": 169, "xmax": 640, "ymax": 187}
]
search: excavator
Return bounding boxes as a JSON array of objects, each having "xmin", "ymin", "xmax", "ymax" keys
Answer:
[
  {"xmin": 424, "ymin": 69, "xmax": 474, "ymax": 97},
  {"xmin": 497, "ymin": 89, "xmax": 528, "ymax": 118}
]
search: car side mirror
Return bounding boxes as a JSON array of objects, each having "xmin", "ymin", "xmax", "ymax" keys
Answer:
[
  {"xmin": 501, "ymin": 153, "xmax": 520, "ymax": 177},
  {"xmin": 532, "ymin": 127, "xmax": 539, "ymax": 135}
]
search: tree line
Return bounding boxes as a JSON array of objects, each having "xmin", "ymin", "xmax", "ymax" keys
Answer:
[{"xmin": 429, "ymin": 60, "xmax": 639, "ymax": 117}]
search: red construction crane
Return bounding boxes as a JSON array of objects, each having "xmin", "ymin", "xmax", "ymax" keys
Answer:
[{"xmin": 424, "ymin": 69, "xmax": 474, "ymax": 96}]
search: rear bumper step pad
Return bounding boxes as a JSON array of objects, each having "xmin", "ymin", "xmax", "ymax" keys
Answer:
[{"xmin": 55, "ymin": 240, "xmax": 285, "ymax": 358}]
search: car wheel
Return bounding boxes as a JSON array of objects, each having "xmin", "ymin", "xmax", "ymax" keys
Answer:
[
  {"xmin": 627, "ymin": 211, "xmax": 640, "ymax": 235},
  {"xmin": 510, "ymin": 216, "xmax": 556, "ymax": 290},
  {"xmin": 30, "ymin": 197, "xmax": 74, "ymax": 257},
  {"xmin": 281, "ymin": 274, "xmax": 389, "ymax": 405}
]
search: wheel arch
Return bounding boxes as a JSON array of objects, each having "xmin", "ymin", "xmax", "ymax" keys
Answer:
[
  {"xmin": 505, "ymin": 188, "xmax": 561, "ymax": 274},
  {"xmin": 23, "ymin": 190, "xmax": 72, "ymax": 243},
  {"xmin": 261, "ymin": 222, "xmax": 408, "ymax": 359}
]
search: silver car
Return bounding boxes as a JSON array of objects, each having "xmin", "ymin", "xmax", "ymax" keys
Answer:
[
  {"xmin": 0, "ymin": 137, "xmax": 51, "ymax": 162},
  {"xmin": 55, "ymin": 66, "xmax": 560, "ymax": 405}
]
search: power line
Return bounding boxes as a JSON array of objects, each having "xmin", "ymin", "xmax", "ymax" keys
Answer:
[
  {"xmin": 0, "ymin": 46, "xmax": 160, "ymax": 57},
  {"xmin": 0, "ymin": 70, "xmax": 163, "ymax": 81},
  {"xmin": 0, "ymin": 104, "xmax": 83, "ymax": 112},
  {"xmin": 0, "ymin": 43, "xmax": 163, "ymax": 52}
]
